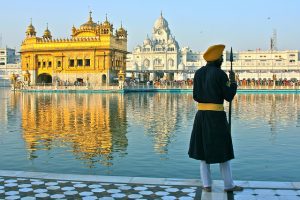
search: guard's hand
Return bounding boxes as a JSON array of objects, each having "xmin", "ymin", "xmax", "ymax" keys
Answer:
[{"xmin": 229, "ymin": 71, "xmax": 236, "ymax": 83}]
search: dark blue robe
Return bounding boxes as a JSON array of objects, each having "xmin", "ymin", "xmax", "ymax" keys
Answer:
[{"xmin": 188, "ymin": 63, "xmax": 237, "ymax": 164}]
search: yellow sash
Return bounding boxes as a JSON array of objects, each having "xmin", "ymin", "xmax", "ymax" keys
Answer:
[{"xmin": 198, "ymin": 103, "xmax": 224, "ymax": 111}]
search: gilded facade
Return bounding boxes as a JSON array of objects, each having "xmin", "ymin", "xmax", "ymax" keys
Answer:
[{"xmin": 20, "ymin": 12, "xmax": 127, "ymax": 86}]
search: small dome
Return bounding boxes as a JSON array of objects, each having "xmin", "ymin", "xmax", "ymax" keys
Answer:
[
  {"xmin": 143, "ymin": 35, "xmax": 151, "ymax": 45},
  {"xmin": 168, "ymin": 37, "xmax": 175, "ymax": 44},
  {"xmin": 154, "ymin": 12, "xmax": 169, "ymax": 30},
  {"xmin": 26, "ymin": 24, "xmax": 35, "ymax": 32},
  {"xmin": 43, "ymin": 24, "xmax": 52, "ymax": 39},
  {"xmin": 143, "ymin": 38, "xmax": 151, "ymax": 45},
  {"xmin": 117, "ymin": 22, "xmax": 126, "ymax": 36},
  {"xmin": 102, "ymin": 14, "xmax": 111, "ymax": 26},
  {"xmin": 26, "ymin": 19, "xmax": 36, "ymax": 37},
  {"xmin": 80, "ymin": 11, "xmax": 98, "ymax": 29},
  {"xmin": 134, "ymin": 45, "xmax": 141, "ymax": 52},
  {"xmin": 118, "ymin": 27, "xmax": 125, "ymax": 33}
]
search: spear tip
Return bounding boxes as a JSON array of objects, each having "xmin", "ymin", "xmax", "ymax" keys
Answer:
[{"xmin": 230, "ymin": 47, "xmax": 233, "ymax": 62}]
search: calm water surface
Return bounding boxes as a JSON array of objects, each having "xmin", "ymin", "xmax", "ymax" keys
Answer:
[{"xmin": 0, "ymin": 88, "xmax": 300, "ymax": 182}]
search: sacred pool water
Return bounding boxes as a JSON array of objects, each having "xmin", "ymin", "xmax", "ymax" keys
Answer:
[{"xmin": 0, "ymin": 88, "xmax": 299, "ymax": 182}]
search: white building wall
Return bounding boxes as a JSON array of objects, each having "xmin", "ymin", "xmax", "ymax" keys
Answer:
[
  {"xmin": 126, "ymin": 15, "xmax": 300, "ymax": 81},
  {"xmin": 0, "ymin": 48, "xmax": 21, "ymax": 80}
]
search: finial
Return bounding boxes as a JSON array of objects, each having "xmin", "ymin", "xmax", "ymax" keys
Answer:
[
  {"xmin": 46, "ymin": 23, "xmax": 48, "ymax": 29},
  {"xmin": 121, "ymin": 21, "xmax": 123, "ymax": 28},
  {"xmin": 30, "ymin": 18, "xmax": 32, "ymax": 25},
  {"xmin": 161, "ymin": 11, "xmax": 163, "ymax": 17},
  {"xmin": 89, "ymin": 10, "xmax": 92, "ymax": 21},
  {"xmin": 105, "ymin": 13, "xmax": 108, "ymax": 21}
]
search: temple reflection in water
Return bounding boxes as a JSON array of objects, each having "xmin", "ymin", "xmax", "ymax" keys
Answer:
[
  {"xmin": 21, "ymin": 92, "xmax": 128, "ymax": 167},
  {"xmin": 126, "ymin": 93, "xmax": 194, "ymax": 155},
  {"xmin": 10, "ymin": 91, "xmax": 300, "ymax": 169}
]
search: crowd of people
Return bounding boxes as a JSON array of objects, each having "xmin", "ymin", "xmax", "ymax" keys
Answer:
[
  {"xmin": 237, "ymin": 78, "xmax": 300, "ymax": 87},
  {"xmin": 123, "ymin": 77, "xmax": 300, "ymax": 88}
]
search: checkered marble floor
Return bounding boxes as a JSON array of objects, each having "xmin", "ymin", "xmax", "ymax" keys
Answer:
[
  {"xmin": 0, "ymin": 170, "xmax": 300, "ymax": 199},
  {"xmin": 0, "ymin": 176, "xmax": 197, "ymax": 200},
  {"xmin": 201, "ymin": 186, "xmax": 300, "ymax": 200}
]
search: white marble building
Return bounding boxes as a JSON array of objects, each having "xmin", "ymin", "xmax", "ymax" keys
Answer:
[
  {"xmin": 127, "ymin": 13, "xmax": 300, "ymax": 81},
  {"xmin": 223, "ymin": 49, "xmax": 300, "ymax": 80},
  {"xmin": 126, "ymin": 13, "xmax": 200, "ymax": 81}
]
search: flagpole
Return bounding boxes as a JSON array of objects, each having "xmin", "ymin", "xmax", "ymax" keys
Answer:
[{"xmin": 229, "ymin": 47, "xmax": 233, "ymax": 134}]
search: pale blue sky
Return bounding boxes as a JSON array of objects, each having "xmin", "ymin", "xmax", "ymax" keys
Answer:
[{"xmin": 0, "ymin": 0, "xmax": 299, "ymax": 52}]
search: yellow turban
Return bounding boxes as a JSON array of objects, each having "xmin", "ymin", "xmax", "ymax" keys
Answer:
[{"xmin": 203, "ymin": 44, "xmax": 225, "ymax": 62}]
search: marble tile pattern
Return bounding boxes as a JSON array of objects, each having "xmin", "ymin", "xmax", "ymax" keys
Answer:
[
  {"xmin": 0, "ymin": 176, "xmax": 197, "ymax": 199},
  {"xmin": 1, "ymin": 171, "xmax": 300, "ymax": 199}
]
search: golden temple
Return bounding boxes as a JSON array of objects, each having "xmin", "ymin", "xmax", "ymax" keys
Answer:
[{"xmin": 20, "ymin": 12, "xmax": 127, "ymax": 86}]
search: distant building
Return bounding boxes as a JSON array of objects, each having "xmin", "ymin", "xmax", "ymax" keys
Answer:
[
  {"xmin": 223, "ymin": 50, "xmax": 300, "ymax": 80},
  {"xmin": 126, "ymin": 13, "xmax": 201, "ymax": 81},
  {"xmin": 0, "ymin": 47, "xmax": 21, "ymax": 80},
  {"xmin": 127, "ymin": 13, "xmax": 300, "ymax": 81},
  {"xmin": 20, "ymin": 12, "xmax": 127, "ymax": 85}
]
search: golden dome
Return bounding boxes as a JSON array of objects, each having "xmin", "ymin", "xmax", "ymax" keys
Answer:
[
  {"xmin": 43, "ymin": 23, "xmax": 52, "ymax": 39},
  {"xmin": 116, "ymin": 22, "xmax": 127, "ymax": 39},
  {"xmin": 117, "ymin": 22, "xmax": 126, "ymax": 33},
  {"xmin": 102, "ymin": 14, "xmax": 111, "ymax": 26},
  {"xmin": 80, "ymin": 11, "xmax": 98, "ymax": 29},
  {"xmin": 26, "ymin": 24, "xmax": 35, "ymax": 32},
  {"xmin": 26, "ymin": 19, "xmax": 36, "ymax": 37}
]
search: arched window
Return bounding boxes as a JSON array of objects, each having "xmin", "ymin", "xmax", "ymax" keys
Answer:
[
  {"xmin": 168, "ymin": 59, "xmax": 174, "ymax": 67},
  {"xmin": 154, "ymin": 58, "xmax": 162, "ymax": 66}
]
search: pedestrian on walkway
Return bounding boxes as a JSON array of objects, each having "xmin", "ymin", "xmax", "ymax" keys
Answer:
[{"xmin": 188, "ymin": 44, "xmax": 243, "ymax": 192}]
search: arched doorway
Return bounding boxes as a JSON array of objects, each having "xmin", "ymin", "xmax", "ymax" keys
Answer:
[
  {"xmin": 37, "ymin": 73, "xmax": 52, "ymax": 84},
  {"xmin": 102, "ymin": 74, "xmax": 107, "ymax": 85}
]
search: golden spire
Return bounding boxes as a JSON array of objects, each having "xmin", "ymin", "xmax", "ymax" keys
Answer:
[
  {"xmin": 103, "ymin": 13, "xmax": 111, "ymax": 27},
  {"xmin": 117, "ymin": 21, "xmax": 127, "ymax": 39},
  {"xmin": 43, "ymin": 23, "xmax": 52, "ymax": 39},
  {"xmin": 89, "ymin": 10, "xmax": 92, "ymax": 22},
  {"xmin": 26, "ymin": 18, "xmax": 36, "ymax": 37},
  {"xmin": 79, "ymin": 11, "xmax": 97, "ymax": 29}
]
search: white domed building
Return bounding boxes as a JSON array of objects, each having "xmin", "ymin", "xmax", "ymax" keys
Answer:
[{"xmin": 126, "ymin": 13, "xmax": 201, "ymax": 81}]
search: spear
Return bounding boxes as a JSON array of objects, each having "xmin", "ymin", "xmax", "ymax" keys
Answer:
[{"xmin": 229, "ymin": 47, "xmax": 233, "ymax": 134}]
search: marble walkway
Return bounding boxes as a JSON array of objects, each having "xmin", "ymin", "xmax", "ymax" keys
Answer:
[{"xmin": 0, "ymin": 170, "xmax": 300, "ymax": 200}]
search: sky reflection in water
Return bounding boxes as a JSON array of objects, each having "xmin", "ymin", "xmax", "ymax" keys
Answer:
[{"xmin": 0, "ymin": 88, "xmax": 299, "ymax": 181}]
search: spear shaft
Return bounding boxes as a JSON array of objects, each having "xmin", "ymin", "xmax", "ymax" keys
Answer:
[{"xmin": 229, "ymin": 47, "xmax": 233, "ymax": 134}]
